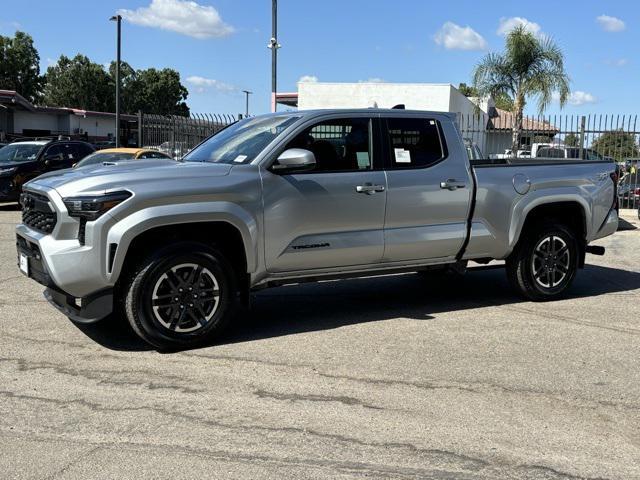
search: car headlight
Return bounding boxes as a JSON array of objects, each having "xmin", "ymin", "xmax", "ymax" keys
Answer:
[
  {"xmin": 0, "ymin": 167, "xmax": 17, "ymax": 176},
  {"xmin": 63, "ymin": 191, "xmax": 132, "ymax": 221}
]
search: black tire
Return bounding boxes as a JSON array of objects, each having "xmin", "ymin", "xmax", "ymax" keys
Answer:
[
  {"xmin": 506, "ymin": 222, "xmax": 579, "ymax": 301},
  {"xmin": 123, "ymin": 241, "xmax": 238, "ymax": 350}
]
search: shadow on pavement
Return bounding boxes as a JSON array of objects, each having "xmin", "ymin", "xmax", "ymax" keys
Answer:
[
  {"xmin": 71, "ymin": 313, "xmax": 154, "ymax": 352},
  {"xmin": 222, "ymin": 264, "xmax": 640, "ymax": 346},
  {"xmin": 618, "ymin": 217, "xmax": 637, "ymax": 231},
  {"xmin": 71, "ymin": 263, "xmax": 640, "ymax": 352}
]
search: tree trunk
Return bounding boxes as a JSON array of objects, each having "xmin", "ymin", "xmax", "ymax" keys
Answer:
[{"xmin": 511, "ymin": 94, "xmax": 524, "ymax": 157}]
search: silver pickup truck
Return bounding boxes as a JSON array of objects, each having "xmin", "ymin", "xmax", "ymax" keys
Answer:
[{"xmin": 16, "ymin": 109, "xmax": 619, "ymax": 349}]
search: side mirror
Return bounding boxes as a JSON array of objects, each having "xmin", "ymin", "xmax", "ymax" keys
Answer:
[
  {"xmin": 44, "ymin": 153, "xmax": 64, "ymax": 164},
  {"xmin": 271, "ymin": 148, "xmax": 316, "ymax": 173}
]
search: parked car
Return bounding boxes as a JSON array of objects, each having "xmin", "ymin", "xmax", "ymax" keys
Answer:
[
  {"xmin": 532, "ymin": 144, "xmax": 603, "ymax": 160},
  {"xmin": 617, "ymin": 177, "xmax": 640, "ymax": 208},
  {"xmin": 16, "ymin": 109, "xmax": 619, "ymax": 349},
  {"xmin": 74, "ymin": 148, "xmax": 172, "ymax": 168},
  {"xmin": 93, "ymin": 140, "xmax": 117, "ymax": 150},
  {"xmin": 153, "ymin": 141, "xmax": 192, "ymax": 160},
  {"xmin": 0, "ymin": 138, "xmax": 94, "ymax": 202}
]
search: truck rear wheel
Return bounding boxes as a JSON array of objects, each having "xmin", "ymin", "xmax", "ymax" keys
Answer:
[
  {"xmin": 123, "ymin": 242, "xmax": 237, "ymax": 350},
  {"xmin": 506, "ymin": 222, "xmax": 579, "ymax": 301}
]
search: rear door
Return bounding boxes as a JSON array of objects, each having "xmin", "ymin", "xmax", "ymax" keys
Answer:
[
  {"xmin": 262, "ymin": 115, "xmax": 387, "ymax": 273},
  {"xmin": 381, "ymin": 114, "xmax": 473, "ymax": 262}
]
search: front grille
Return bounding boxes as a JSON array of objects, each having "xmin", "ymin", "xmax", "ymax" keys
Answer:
[{"xmin": 21, "ymin": 191, "xmax": 58, "ymax": 234}]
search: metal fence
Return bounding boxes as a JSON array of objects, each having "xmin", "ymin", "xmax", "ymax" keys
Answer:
[
  {"xmin": 457, "ymin": 112, "xmax": 640, "ymax": 210},
  {"xmin": 139, "ymin": 112, "xmax": 239, "ymax": 159}
]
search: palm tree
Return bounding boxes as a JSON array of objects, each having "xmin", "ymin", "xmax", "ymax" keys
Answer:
[{"xmin": 472, "ymin": 25, "xmax": 570, "ymax": 154}]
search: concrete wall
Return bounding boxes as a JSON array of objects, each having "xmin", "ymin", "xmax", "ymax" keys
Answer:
[
  {"xmin": 69, "ymin": 115, "xmax": 117, "ymax": 139},
  {"xmin": 13, "ymin": 111, "xmax": 65, "ymax": 134}
]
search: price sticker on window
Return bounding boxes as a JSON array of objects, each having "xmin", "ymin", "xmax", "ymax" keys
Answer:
[{"xmin": 394, "ymin": 148, "xmax": 411, "ymax": 163}]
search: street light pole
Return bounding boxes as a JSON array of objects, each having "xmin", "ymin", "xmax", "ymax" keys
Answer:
[
  {"xmin": 110, "ymin": 14, "xmax": 122, "ymax": 147},
  {"xmin": 267, "ymin": 0, "xmax": 280, "ymax": 113},
  {"xmin": 242, "ymin": 90, "xmax": 252, "ymax": 117}
]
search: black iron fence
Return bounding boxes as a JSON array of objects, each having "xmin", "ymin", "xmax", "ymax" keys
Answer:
[
  {"xmin": 457, "ymin": 112, "xmax": 640, "ymax": 210},
  {"xmin": 139, "ymin": 112, "xmax": 239, "ymax": 159}
]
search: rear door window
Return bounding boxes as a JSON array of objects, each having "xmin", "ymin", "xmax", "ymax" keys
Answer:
[{"xmin": 384, "ymin": 118, "xmax": 446, "ymax": 168}]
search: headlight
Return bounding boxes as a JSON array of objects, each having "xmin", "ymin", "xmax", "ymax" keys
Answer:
[
  {"xmin": 63, "ymin": 191, "xmax": 132, "ymax": 221},
  {"xmin": 0, "ymin": 167, "xmax": 17, "ymax": 176}
]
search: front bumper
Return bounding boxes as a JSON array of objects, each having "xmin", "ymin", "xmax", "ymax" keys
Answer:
[
  {"xmin": 17, "ymin": 235, "xmax": 113, "ymax": 323},
  {"xmin": 44, "ymin": 287, "xmax": 113, "ymax": 324}
]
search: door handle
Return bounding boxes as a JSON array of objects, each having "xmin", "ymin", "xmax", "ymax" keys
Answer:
[
  {"xmin": 355, "ymin": 183, "xmax": 385, "ymax": 194},
  {"xmin": 440, "ymin": 179, "xmax": 467, "ymax": 190}
]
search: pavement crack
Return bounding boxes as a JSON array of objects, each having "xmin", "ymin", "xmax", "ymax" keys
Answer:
[
  {"xmin": 0, "ymin": 357, "xmax": 203, "ymax": 395},
  {"xmin": 253, "ymin": 389, "xmax": 384, "ymax": 410}
]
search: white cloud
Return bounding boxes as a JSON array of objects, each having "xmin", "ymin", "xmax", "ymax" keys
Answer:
[
  {"xmin": 569, "ymin": 91, "xmax": 597, "ymax": 106},
  {"xmin": 434, "ymin": 22, "xmax": 487, "ymax": 51},
  {"xmin": 596, "ymin": 14, "xmax": 625, "ymax": 32},
  {"xmin": 554, "ymin": 91, "xmax": 597, "ymax": 106},
  {"xmin": 298, "ymin": 75, "xmax": 318, "ymax": 83},
  {"xmin": 118, "ymin": 0, "xmax": 234, "ymax": 39},
  {"xmin": 497, "ymin": 17, "xmax": 542, "ymax": 37},
  {"xmin": 606, "ymin": 58, "xmax": 628, "ymax": 67},
  {"xmin": 359, "ymin": 78, "xmax": 385, "ymax": 83},
  {"xmin": 186, "ymin": 76, "xmax": 236, "ymax": 93}
]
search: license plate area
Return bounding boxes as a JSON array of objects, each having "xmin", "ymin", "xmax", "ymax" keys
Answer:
[{"xmin": 19, "ymin": 252, "xmax": 29, "ymax": 276}]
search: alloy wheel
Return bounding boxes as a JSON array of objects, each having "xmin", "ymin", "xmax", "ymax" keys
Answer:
[
  {"xmin": 531, "ymin": 235, "xmax": 570, "ymax": 289},
  {"xmin": 150, "ymin": 263, "xmax": 220, "ymax": 333}
]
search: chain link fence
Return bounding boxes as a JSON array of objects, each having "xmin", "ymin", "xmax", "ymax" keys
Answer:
[
  {"xmin": 139, "ymin": 112, "xmax": 239, "ymax": 160},
  {"xmin": 458, "ymin": 112, "xmax": 640, "ymax": 210}
]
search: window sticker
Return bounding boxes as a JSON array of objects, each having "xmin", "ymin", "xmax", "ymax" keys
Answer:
[
  {"xmin": 356, "ymin": 151, "xmax": 370, "ymax": 168},
  {"xmin": 233, "ymin": 155, "xmax": 248, "ymax": 163},
  {"xmin": 394, "ymin": 148, "xmax": 411, "ymax": 163}
]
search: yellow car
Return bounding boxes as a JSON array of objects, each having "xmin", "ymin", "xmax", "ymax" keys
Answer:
[{"xmin": 74, "ymin": 148, "xmax": 172, "ymax": 168}]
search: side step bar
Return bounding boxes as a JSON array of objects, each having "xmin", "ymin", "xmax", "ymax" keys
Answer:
[{"xmin": 586, "ymin": 245, "xmax": 606, "ymax": 256}]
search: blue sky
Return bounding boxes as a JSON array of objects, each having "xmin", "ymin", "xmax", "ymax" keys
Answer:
[{"xmin": 1, "ymin": 0, "xmax": 637, "ymax": 116}]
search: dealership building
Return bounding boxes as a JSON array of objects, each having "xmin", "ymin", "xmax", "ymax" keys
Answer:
[{"xmin": 0, "ymin": 89, "xmax": 137, "ymax": 143}]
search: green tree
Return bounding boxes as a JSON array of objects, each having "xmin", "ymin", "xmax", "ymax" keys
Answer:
[
  {"xmin": 591, "ymin": 130, "xmax": 639, "ymax": 161},
  {"xmin": 564, "ymin": 133, "xmax": 579, "ymax": 147},
  {"xmin": 458, "ymin": 82, "xmax": 478, "ymax": 97},
  {"xmin": 472, "ymin": 25, "xmax": 570, "ymax": 154},
  {"xmin": 111, "ymin": 65, "xmax": 189, "ymax": 116},
  {"xmin": 0, "ymin": 31, "xmax": 43, "ymax": 102},
  {"xmin": 459, "ymin": 83, "xmax": 514, "ymax": 112},
  {"xmin": 42, "ymin": 54, "xmax": 113, "ymax": 111}
]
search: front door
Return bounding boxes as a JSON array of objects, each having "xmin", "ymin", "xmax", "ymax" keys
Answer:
[
  {"xmin": 262, "ymin": 116, "xmax": 387, "ymax": 273},
  {"xmin": 381, "ymin": 115, "xmax": 473, "ymax": 262}
]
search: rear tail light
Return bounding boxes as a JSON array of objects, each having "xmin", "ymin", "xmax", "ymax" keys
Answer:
[{"xmin": 634, "ymin": 187, "xmax": 640, "ymax": 196}]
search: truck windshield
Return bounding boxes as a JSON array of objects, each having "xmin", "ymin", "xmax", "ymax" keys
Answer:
[
  {"xmin": 0, "ymin": 143, "xmax": 44, "ymax": 164},
  {"xmin": 182, "ymin": 115, "xmax": 300, "ymax": 164}
]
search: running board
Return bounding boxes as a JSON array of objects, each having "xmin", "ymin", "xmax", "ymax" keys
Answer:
[{"xmin": 586, "ymin": 245, "xmax": 606, "ymax": 256}]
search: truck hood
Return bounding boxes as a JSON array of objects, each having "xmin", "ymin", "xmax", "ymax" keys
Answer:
[{"xmin": 27, "ymin": 160, "xmax": 233, "ymax": 197}]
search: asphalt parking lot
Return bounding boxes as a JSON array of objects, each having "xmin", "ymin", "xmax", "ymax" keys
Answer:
[{"xmin": 1, "ymin": 204, "xmax": 639, "ymax": 480}]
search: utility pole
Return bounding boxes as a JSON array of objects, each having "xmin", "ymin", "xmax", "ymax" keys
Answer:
[
  {"xmin": 110, "ymin": 15, "xmax": 122, "ymax": 147},
  {"xmin": 267, "ymin": 0, "xmax": 280, "ymax": 112},
  {"xmin": 242, "ymin": 90, "xmax": 252, "ymax": 117}
]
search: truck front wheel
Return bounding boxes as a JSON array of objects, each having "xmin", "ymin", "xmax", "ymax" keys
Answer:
[
  {"xmin": 506, "ymin": 222, "xmax": 579, "ymax": 301},
  {"xmin": 123, "ymin": 242, "xmax": 238, "ymax": 350}
]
